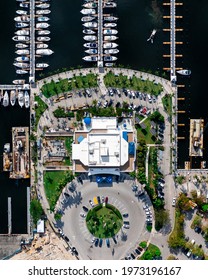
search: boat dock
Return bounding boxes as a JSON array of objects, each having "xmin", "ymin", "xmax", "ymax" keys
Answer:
[
  {"xmin": 10, "ymin": 127, "xmax": 30, "ymax": 179},
  {"xmin": 29, "ymin": 0, "xmax": 35, "ymax": 83},
  {"xmin": 8, "ymin": 197, "xmax": 12, "ymax": 235},
  {"xmin": 97, "ymin": 0, "xmax": 103, "ymax": 67},
  {"xmin": 3, "ymin": 143, "xmax": 13, "ymax": 172},
  {"xmin": 189, "ymin": 119, "xmax": 204, "ymax": 157}
]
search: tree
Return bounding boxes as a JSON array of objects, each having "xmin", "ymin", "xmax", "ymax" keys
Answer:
[
  {"xmin": 30, "ymin": 199, "xmax": 43, "ymax": 225},
  {"xmin": 177, "ymin": 193, "xmax": 192, "ymax": 211},
  {"xmin": 154, "ymin": 209, "xmax": 169, "ymax": 231}
]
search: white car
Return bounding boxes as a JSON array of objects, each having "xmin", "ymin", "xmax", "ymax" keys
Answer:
[{"xmin": 172, "ymin": 197, "xmax": 176, "ymax": 207}]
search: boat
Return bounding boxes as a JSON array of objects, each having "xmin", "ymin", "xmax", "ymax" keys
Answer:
[
  {"xmin": 14, "ymin": 16, "xmax": 30, "ymax": 22},
  {"xmin": 3, "ymin": 91, "xmax": 9, "ymax": 107},
  {"xmin": 18, "ymin": 91, "xmax": 24, "ymax": 108},
  {"xmin": 15, "ymin": 30, "xmax": 29, "ymax": 36},
  {"xmin": 13, "ymin": 79, "xmax": 25, "ymax": 85},
  {"xmin": 104, "ymin": 23, "xmax": 117, "ymax": 28},
  {"xmin": 147, "ymin": 29, "xmax": 157, "ymax": 43},
  {"xmin": 36, "ymin": 48, "xmax": 53, "ymax": 55},
  {"xmin": 36, "ymin": 63, "xmax": 49, "ymax": 68},
  {"xmin": 84, "ymin": 42, "xmax": 98, "ymax": 48},
  {"xmin": 105, "ymin": 63, "xmax": 114, "ymax": 67},
  {"xmin": 37, "ymin": 30, "xmax": 50, "ymax": 35},
  {"xmin": 16, "ymin": 69, "xmax": 28, "ymax": 74},
  {"xmin": 37, "ymin": 16, "xmax": 50, "ymax": 22},
  {"xmin": 36, "ymin": 43, "xmax": 48, "ymax": 48},
  {"xmin": 24, "ymin": 91, "xmax": 30, "ymax": 108},
  {"xmin": 15, "ymin": 56, "xmax": 29, "ymax": 62},
  {"xmin": 103, "ymin": 42, "xmax": 118, "ymax": 48},
  {"xmin": 20, "ymin": 3, "xmax": 29, "ymax": 8},
  {"xmin": 36, "ymin": 23, "xmax": 50, "ymax": 28},
  {"xmin": 16, "ymin": 0, "xmax": 27, "ymax": 2},
  {"xmin": 10, "ymin": 91, "xmax": 16, "ymax": 106},
  {"xmin": 83, "ymin": 2, "xmax": 97, "ymax": 8},
  {"xmin": 82, "ymin": 56, "xmax": 98, "ymax": 61},
  {"xmin": 83, "ymin": 29, "xmax": 96, "ymax": 34},
  {"xmin": 16, "ymin": 10, "xmax": 28, "ymax": 15},
  {"xmin": 104, "ymin": 35, "xmax": 118, "ymax": 41},
  {"xmin": 36, "ymin": 9, "xmax": 51, "ymax": 15},
  {"xmin": 104, "ymin": 16, "xmax": 118, "ymax": 21},
  {"xmin": 85, "ymin": 48, "xmax": 98, "ymax": 54},
  {"xmin": 12, "ymin": 36, "xmax": 30, "ymax": 41},
  {"xmin": 15, "ymin": 22, "xmax": 28, "ymax": 28},
  {"xmin": 177, "ymin": 69, "xmax": 191, "ymax": 76},
  {"xmin": 81, "ymin": 16, "xmax": 95, "ymax": 22},
  {"xmin": 36, "ymin": 3, "xmax": 50, "ymax": 9},
  {"xmin": 4, "ymin": 143, "xmax": 10, "ymax": 153},
  {"xmin": 83, "ymin": 35, "xmax": 97, "ymax": 41},
  {"xmin": 104, "ymin": 56, "xmax": 117, "ymax": 61},
  {"xmin": 15, "ymin": 43, "xmax": 28, "ymax": 48},
  {"xmin": 80, "ymin": 9, "xmax": 96, "ymax": 15},
  {"xmin": 16, "ymin": 49, "xmax": 29, "ymax": 55},
  {"xmin": 13, "ymin": 62, "xmax": 30, "ymax": 68},
  {"xmin": 103, "ymin": 29, "xmax": 118, "ymax": 35},
  {"xmin": 103, "ymin": 2, "xmax": 117, "ymax": 8},
  {"xmin": 37, "ymin": 36, "xmax": 50, "ymax": 41},
  {"xmin": 83, "ymin": 22, "xmax": 98, "ymax": 28},
  {"xmin": 104, "ymin": 48, "xmax": 119, "ymax": 54}
]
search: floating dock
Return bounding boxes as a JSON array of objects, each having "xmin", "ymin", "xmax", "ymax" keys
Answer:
[
  {"xmin": 3, "ymin": 143, "xmax": 13, "ymax": 172},
  {"xmin": 189, "ymin": 119, "xmax": 204, "ymax": 157}
]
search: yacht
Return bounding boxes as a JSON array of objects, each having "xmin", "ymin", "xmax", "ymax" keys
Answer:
[
  {"xmin": 14, "ymin": 16, "xmax": 30, "ymax": 22},
  {"xmin": 83, "ymin": 29, "xmax": 96, "ymax": 34},
  {"xmin": 83, "ymin": 2, "xmax": 97, "ymax": 8},
  {"xmin": 82, "ymin": 56, "xmax": 98, "ymax": 61},
  {"xmin": 15, "ymin": 43, "xmax": 28, "ymax": 48},
  {"xmin": 103, "ymin": 42, "xmax": 118, "ymax": 48},
  {"xmin": 83, "ymin": 22, "xmax": 98, "ymax": 28},
  {"xmin": 36, "ymin": 23, "xmax": 50, "ymax": 28},
  {"xmin": 36, "ymin": 63, "xmax": 49, "ymax": 68},
  {"xmin": 18, "ymin": 91, "xmax": 24, "ymax": 108},
  {"xmin": 83, "ymin": 35, "xmax": 97, "ymax": 41},
  {"xmin": 80, "ymin": 9, "xmax": 96, "ymax": 15},
  {"xmin": 84, "ymin": 42, "xmax": 98, "ymax": 48},
  {"xmin": 103, "ymin": 29, "xmax": 118, "ymax": 35},
  {"xmin": 105, "ymin": 63, "xmax": 114, "ymax": 67},
  {"xmin": 15, "ymin": 56, "xmax": 29, "ymax": 62},
  {"xmin": 16, "ymin": 10, "xmax": 28, "ymax": 15},
  {"xmin": 15, "ymin": 30, "xmax": 29, "ymax": 36},
  {"xmin": 36, "ymin": 9, "xmax": 51, "ymax": 15},
  {"xmin": 104, "ymin": 23, "xmax": 117, "ymax": 28},
  {"xmin": 37, "ymin": 16, "xmax": 50, "ymax": 22},
  {"xmin": 20, "ymin": 3, "xmax": 29, "ymax": 8},
  {"xmin": 103, "ymin": 2, "xmax": 117, "ymax": 8},
  {"xmin": 16, "ymin": 49, "xmax": 29, "ymax": 55},
  {"xmin": 3, "ymin": 91, "xmax": 9, "ymax": 107},
  {"xmin": 104, "ymin": 48, "xmax": 119, "ymax": 54},
  {"xmin": 104, "ymin": 35, "xmax": 118, "ymax": 41},
  {"xmin": 10, "ymin": 90, "xmax": 16, "ymax": 106},
  {"xmin": 104, "ymin": 16, "xmax": 118, "ymax": 21},
  {"xmin": 177, "ymin": 69, "xmax": 191, "ymax": 75},
  {"xmin": 36, "ymin": 43, "xmax": 48, "ymax": 48},
  {"xmin": 104, "ymin": 56, "xmax": 117, "ymax": 61},
  {"xmin": 13, "ymin": 62, "xmax": 30, "ymax": 68},
  {"xmin": 15, "ymin": 22, "xmax": 28, "ymax": 28},
  {"xmin": 81, "ymin": 16, "xmax": 95, "ymax": 22},
  {"xmin": 37, "ymin": 30, "xmax": 50, "ymax": 35},
  {"xmin": 85, "ymin": 48, "xmax": 98, "ymax": 54},
  {"xmin": 36, "ymin": 48, "xmax": 53, "ymax": 55},
  {"xmin": 16, "ymin": 69, "xmax": 28, "ymax": 74},
  {"xmin": 147, "ymin": 29, "xmax": 157, "ymax": 43},
  {"xmin": 13, "ymin": 79, "xmax": 25, "ymax": 85},
  {"xmin": 16, "ymin": 0, "xmax": 27, "ymax": 2},
  {"xmin": 12, "ymin": 35, "xmax": 30, "ymax": 41},
  {"xmin": 24, "ymin": 91, "xmax": 30, "ymax": 108},
  {"xmin": 36, "ymin": 3, "xmax": 50, "ymax": 9},
  {"xmin": 37, "ymin": 36, "xmax": 50, "ymax": 41}
]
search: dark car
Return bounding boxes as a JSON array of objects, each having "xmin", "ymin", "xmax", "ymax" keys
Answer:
[
  {"xmin": 97, "ymin": 196, "xmax": 101, "ymax": 204},
  {"xmin": 106, "ymin": 238, "xmax": 110, "ymax": 248},
  {"xmin": 108, "ymin": 99, "xmax": 113, "ymax": 107},
  {"xmin": 99, "ymin": 238, "xmax": 103, "ymax": 247},
  {"xmin": 64, "ymin": 192, "xmax": 70, "ymax": 197},
  {"xmin": 130, "ymin": 253, "xmax": 136, "ymax": 259},
  {"xmin": 112, "ymin": 236, "xmax": 117, "ymax": 244},
  {"xmin": 105, "ymin": 197, "xmax": 108, "ymax": 203},
  {"xmin": 77, "ymin": 177, "xmax": 83, "ymax": 184},
  {"xmin": 72, "ymin": 247, "xmax": 78, "ymax": 256},
  {"xmin": 194, "ymin": 226, "xmax": 202, "ymax": 233},
  {"xmin": 64, "ymin": 235, "xmax": 70, "ymax": 242},
  {"xmin": 82, "ymin": 206, "xmax": 89, "ymax": 212},
  {"xmin": 134, "ymin": 248, "xmax": 141, "ymax": 255},
  {"xmin": 123, "ymin": 213, "xmax": 129, "ymax": 218},
  {"xmin": 95, "ymin": 238, "xmax": 99, "ymax": 247}
]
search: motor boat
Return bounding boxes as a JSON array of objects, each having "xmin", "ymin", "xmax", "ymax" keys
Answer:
[
  {"xmin": 104, "ymin": 35, "xmax": 118, "ymax": 41},
  {"xmin": 37, "ymin": 16, "xmax": 50, "ymax": 22},
  {"xmin": 12, "ymin": 36, "xmax": 30, "ymax": 42},
  {"xmin": 177, "ymin": 69, "xmax": 191, "ymax": 76},
  {"xmin": 80, "ymin": 9, "xmax": 96, "ymax": 15},
  {"xmin": 103, "ymin": 29, "xmax": 118, "ymax": 35},
  {"xmin": 82, "ymin": 56, "xmax": 98, "ymax": 61},
  {"xmin": 10, "ymin": 90, "xmax": 16, "ymax": 106},
  {"xmin": 15, "ymin": 56, "xmax": 29, "ymax": 62},
  {"xmin": 83, "ymin": 29, "xmax": 96, "ymax": 34},
  {"xmin": 14, "ymin": 16, "xmax": 30, "ymax": 22},
  {"xmin": 83, "ymin": 2, "xmax": 97, "ymax": 8},
  {"xmin": 15, "ymin": 30, "xmax": 29, "ymax": 36},
  {"xmin": 36, "ymin": 43, "xmax": 48, "ymax": 48},
  {"xmin": 15, "ymin": 43, "xmax": 28, "ymax": 48},
  {"xmin": 103, "ymin": 42, "xmax": 118, "ymax": 48},
  {"xmin": 36, "ymin": 3, "xmax": 50, "ymax": 9},
  {"xmin": 16, "ymin": 49, "xmax": 29, "ymax": 55},
  {"xmin": 83, "ymin": 35, "xmax": 97, "ymax": 41},
  {"xmin": 16, "ymin": 10, "xmax": 28, "ymax": 15},
  {"xmin": 104, "ymin": 48, "xmax": 119, "ymax": 54},
  {"xmin": 36, "ymin": 63, "xmax": 49, "ymax": 68},
  {"xmin": 24, "ymin": 91, "xmax": 30, "ymax": 108},
  {"xmin": 83, "ymin": 22, "xmax": 98, "ymax": 28},
  {"xmin": 85, "ymin": 48, "xmax": 98, "ymax": 54},
  {"xmin": 36, "ymin": 23, "xmax": 50, "ymax": 28},
  {"xmin": 104, "ymin": 56, "xmax": 117, "ymax": 61},
  {"xmin": 18, "ymin": 91, "xmax": 24, "ymax": 108},
  {"xmin": 16, "ymin": 69, "xmax": 28, "ymax": 74},
  {"xmin": 104, "ymin": 23, "xmax": 117, "ymax": 28},
  {"xmin": 104, "ymin": 16, "xmax": 118, "ymax": 21},
  {"xmin": 20, "ymin": 3, "xmax": 29, "ymax": 8},
  {"xmin": 81, "ymin": 16, "xmax": 95, "ymax": 22},
  {"xmin": 13, "ymin": 79, "xmax": 25, "ymax": 85},
  {"xmin": 84, "ymin": 42, "xmax": 98, "ymax": 48},
  {"xmin": 13, "ymin": 62, "xmax": 29, "ymax": 68},
  {"xmin": 37, "ymin": 36, "xmax": 50, "ymax": 41},
  {"xmin": 105, "ymin": 63, "xmax": 114, "ymax": 67},
  {"xmin": 147, "ymin": 29, "xmax": 157, "ymax": 43},
  {"xmin": 103, "ymin": 2, "xmax": 117, "ymax": 8},
  {"xmin": 36, "ymin": 49, "xmax": 53, "ymax": 55},
  {"xmin": 37, "ymin": 30, "xmax": 50, "ymax": 35},
  {"xmin": 36, "ymin": 9, "xmax": 51, "ymax": 15},
  {"xmin": 15, "ymin": 22, "xmax": 28, "ymax": 28},
  {"xmin": 3, "ymin": 91, "xmax": 9, "ymax": 107}
]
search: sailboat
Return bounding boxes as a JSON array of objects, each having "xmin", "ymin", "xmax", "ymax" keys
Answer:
[{"xmin": 147, "ymin": 29, "xmax": 157, "ymax": 43}]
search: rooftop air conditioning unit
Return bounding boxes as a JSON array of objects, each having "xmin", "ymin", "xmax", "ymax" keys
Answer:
[
  {"xmin": 101, "ymin": 139, "xmax": 106, "ymax": 144},
  {"xmin": 89, "ymin": 148, "xmax": 94, "ymax": 154}
]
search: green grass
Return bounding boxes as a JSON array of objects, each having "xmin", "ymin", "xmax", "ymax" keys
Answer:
[
  {"xmin": 34, "ymin": 96, "xmax": 48, "ymax": 131},
  {"xmin": 140, "ymin": 243, "xmax": 161, "ymax": 260},
  {"xmin": 162, "ymin": 94, "xmax": 172, "ymax": 117},
  {"xmin": 65, "ymin": 137, "xmax": 73, "ymax": 154},
  {"xmin": 137, "ymin": 118, "xmax": 156, "ymax": 144}
]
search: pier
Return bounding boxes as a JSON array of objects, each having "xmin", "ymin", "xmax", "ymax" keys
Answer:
[
  {"xmin": 8, "ymin": 197, "xmax": 12, "ymax": 235},
  {"xmin": 29, "ymin": 0, "xmax": 35, "ymax": 83},
  {"xmin": 97, "ymin": 0, "xmax": 103, "ymax": 68}
]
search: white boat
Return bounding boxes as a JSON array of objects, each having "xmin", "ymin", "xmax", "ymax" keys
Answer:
[
  {"xmin": 20, "ymin": 3, "xmax": 29, "ymax": 8},
  {"xmin": 83, "ymin": 29, "xmax": 96, "ymax": 34},
  {"xmin": 81, "ymin": 16, "xmax": 95, "ymax": 22},
  {"xmin": 14, "ymin": 16, "xmax": 30, "ymax": 22},
  {"xmin": 16, "ymin": 49, "xmax": 29, "ymax": 55},
  {"xmin": 104, "ymin": 56, "xmax": 117, "ymax": 61},
  {"xmin": 147, "ymin": 29, "xmax": 157, "ymax": 43},
  {"xmin": 12, "ymin": 35, "xmax": 30, "ymax": 41},
  {"xmin": 103, "ymin": 42, "xmax": 118, "ymax": 48},
  {"xmin": 104, "ymin": 16, "xmax": 118, "ymax": 21},
  {"xmin": 37, "ymin": 36, "xmax": 50, "ymax": 41},
  {"xmin": 104, "ymin": 48, "xmax": 119, "ymax": 54},
  {"xmin": 37, "ymin": 16, "xmax": 50, "ymax": 22},
  {"xmin": 4, "ymin": 143, "xmax": 10, "ymax": 153},
  {"xmin": 82, "ymin": 56, "xmax": 98, "ymax": 61},
  {"xmin": 104, "ymin": 35, "xmax": 118, "ymax": 41},
  {"xmin": 83, "ymin": 35, "xmax": 97, "ymax": 41},
  {"xmin": 36, "ymin": 63, "xmax": 49, "ymax": 68},
  {"xmin": 85, "ymin": 48, "xmax": 98, "ymax": 54},
  {"xmin": 24, "ymin": 91, "xmax": 30, "ymax": 108},
  {"xmin": 16, "ymin": 10, "xmax": 28, "ymax": 15},
  {"xmin": 36, "ymin": 43, "xmax": 48, "ymax": 48},
  {"xmin": 36, "ymin": 48, "xmax": 53, "ymax": 55},
  {"xmin": 18, "ymin": 91, "xmax": 24, "ymax": 108},
  {"xmin": 13, "ymin": 79, "xmax": 25, "ymax": 85},
  {"xmin": 36, "ymin": 9, "xmax": 51, "ymax": 15},
  {"xmin": 83, "ymin": 22, "xmax": 98, "ymax": 28},
  {"xmin": 10, "ymin": 90, "xmax": 16, "ymax": 106},
  {"xmin": 84, "ymin": 42, "xmax": 98, "ymax": 48},
  {"xmin": 104, "ymin": 23, "xmax": 117, "ymax": 28},
  {"xmin": 103, "ymin": 29, "xmax": 118, "ymax": 35},
  {"xmin": 15, "ymin": 56, "xmax": 29, "ymax": 62},
  {"xmin": 15, "ymin": 43, "xmax": 28, "ymax": 48},
  {"xmin": 37, "ymin": 30, "xmax": 50, "ymax": 35},
  {"xmin": 177, "ymin": 69, "xmax": 191, "ymax": 76},
  {"xmin": 103, "ymin": 2, "xmax": 117, "ymax": 8},
  {"xmin": 36, "ymin": 3, "xmax": 50, "ymax": 9},
  {"xmin": 15, "ymin": 30, "xmax": 29, "ymax": 36},
  {"xmin": 16, "ymin": 69, "xmax": 28, "ymax": 74},
  {"xmin": 3, "ymin": 91, "xmax": 9, "ymax": 107},
  {"xmin": 13, "ymin": 62, "xmax": 29, "ymax": 68},
  {"xmin": 80, "ymin": 9, "xmax": 96, "ymax": 15},
  {"xmin": 36, "ymin": 23, "xmax": 50, "ymax": 28},
  {"xmin": 15, "ymin": 22, "xmax": 28, "ymax": 28},
  {"xmin": 83, "ymin": 2, "xmax": 97, "ymax": 8},
  {"xmin": 105, "ymin": 63, "xmax": 114, "ymax": 67}
]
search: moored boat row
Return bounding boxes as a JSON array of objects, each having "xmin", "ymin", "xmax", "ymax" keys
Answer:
[{"xmin": 0, "ymin": 89, "xmax": 29, "ymax": 108}]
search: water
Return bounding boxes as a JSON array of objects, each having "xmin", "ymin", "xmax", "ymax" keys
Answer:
[{"xmin": 0, "ymin": 0, "xmax": 207, "ymax": 232}]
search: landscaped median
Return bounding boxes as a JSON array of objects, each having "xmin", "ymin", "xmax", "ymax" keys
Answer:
[
  {"xmin": 33, "ymin": 95, "xmax": 48, "ymax": 131},
  {"xmin": 139, "ymin": 242, "xmax": 161, "ymax": 260}
]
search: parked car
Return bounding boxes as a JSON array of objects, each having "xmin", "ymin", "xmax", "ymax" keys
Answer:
[
  {"xmin": 123, "ymin": 213, "xmax": 129, "ymax": 218},
  {"xmin": 89, "ymin": 200, "xmax": 94, "ymax": 207},
  {"xmin": 172, "ymin": 197, "xmax": 176, "ymax": 207},
  {"xmin": 82, "ymin": 206, "xmax": 89, "ymax": 212},
  {"xmin": 80, "ymin": 213, "xmax": 86, "ymax": 218},
  {"xmin": 64, "ymin": 192, "xmax": 70, "ymax": 197},
  {"xmin": 186, "ymin": 250, "xmax": 192, "ymax": 258},
  {"xmin": 191, "ymin": 239, "xmax": 195, "ymax": 245},
  {"xmin": 106, "ymin": 238, "xmax": 110, "ymax": 248},
  {"xmin": 99, "ymin": 238, "xmax": 103, "ymax": 247},
  {"xmin": 194, "ymin": 226, "xmax": 201, "ymax": 233},
  {"xmin": 64, "ymin": 235, "xmax": 70, "ymax": 242}
]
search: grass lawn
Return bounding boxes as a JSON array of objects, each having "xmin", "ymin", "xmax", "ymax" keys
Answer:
[
  {"xmin": 140, "ymin": 243, "xmax": 161, "ymax": 260},
  {"xmin": 65, "ymin": 137, "xmax": 73, "ymax": 155},
  {"xmin": 162, "ymin": 94, "xmax": 172, "ymax": 117},
  {"xmin": 34, "ymin": 96, "xmax": 48, "ymax": 131},
  {"xmin": 137, "ymin": 118, "xmax": 156, "ymax": 144}
]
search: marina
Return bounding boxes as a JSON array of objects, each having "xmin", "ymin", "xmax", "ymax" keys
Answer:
[{"xmin": 189, "ymin": 119, "xmax": 204, "ymax": 157}]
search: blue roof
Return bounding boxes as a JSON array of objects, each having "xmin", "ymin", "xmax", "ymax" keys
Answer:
[
  {"xmin": 84, "ymin": 117, "xmax": 91, "ymax": 125},
  {"xmin": 122, "ymin": 131, "xmax": 128, "ymax": 141},
  {"xmin": 128, "ymin": 142, "xmax": 135, "ymax": 155},
  {"xmin": 78, "ymin": 135, "xmax": 84, "ymax": 143}
]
